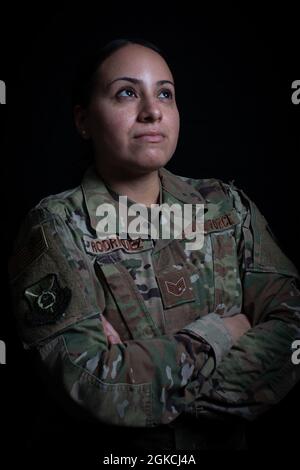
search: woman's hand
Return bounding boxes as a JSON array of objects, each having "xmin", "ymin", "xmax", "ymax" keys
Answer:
[
  {"xmin": 100, "ymin": 314, "xmax": 122, "ymax": 345},
  {"xmin": 223, "ymin": 314, "xmax": 251, "ymax": 343}
]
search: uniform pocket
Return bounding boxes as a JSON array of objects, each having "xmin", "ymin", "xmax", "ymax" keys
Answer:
[{"xmin": 154, "ymin": 241, "xmax": 201, "ymax": 334}]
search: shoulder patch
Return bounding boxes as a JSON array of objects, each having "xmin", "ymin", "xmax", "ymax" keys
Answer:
[{"xmin": 24, "ymin": 273, "xmax": 72, "ymax": 326}]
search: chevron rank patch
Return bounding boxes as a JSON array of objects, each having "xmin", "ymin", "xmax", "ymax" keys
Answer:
[
  {"xmin": 157, "ymin": 268, "xmax": 195, "ymax": 309},
  {"xmin": 24, "ymin": 273, "xmax": 71, "ymax": 326}
]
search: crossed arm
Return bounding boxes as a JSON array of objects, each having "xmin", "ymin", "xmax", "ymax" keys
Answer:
[{"xmin": 10, "ymin": 197, "xmax": 300, "ymax": 426}]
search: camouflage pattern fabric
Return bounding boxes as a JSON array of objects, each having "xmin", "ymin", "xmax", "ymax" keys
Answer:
[{"xmin": 9, "ymin": 166, "xmax": 300, "ymax": 430}]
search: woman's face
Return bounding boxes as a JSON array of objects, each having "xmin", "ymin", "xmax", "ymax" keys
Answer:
[{"xmin": 76, "ymin": 44, "xmax": 180, "ymax": 176}]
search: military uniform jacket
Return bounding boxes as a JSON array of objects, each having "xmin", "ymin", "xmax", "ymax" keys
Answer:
[{"xmin": 9, "ymin": 166, "xmax": 300, "ymax": 427}]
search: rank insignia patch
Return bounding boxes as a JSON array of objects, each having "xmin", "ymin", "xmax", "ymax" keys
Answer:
[
  {"xmin": 24, "ymin": 274, "xmax": 71, "ymax": 326},
  {"xmin": 157, "ymin": 269, "xmax": 195, "ymax": 309},
  {"xmin": 165, "ymin": 277, "xmax": 186, "ymax": 296}
]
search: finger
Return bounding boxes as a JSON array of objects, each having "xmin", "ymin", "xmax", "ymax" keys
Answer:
[
  {"xmin": 108, "ymin": 334, "xmax": 122, "ymax": 345},
  {"xmin": 100, "ymin": 314, "xmax": 122, "ymax": 343}
]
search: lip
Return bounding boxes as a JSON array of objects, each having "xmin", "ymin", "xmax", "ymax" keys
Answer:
[{"xmin": 134, "ymin": 131, "xmax": 165, "ymax": 143}]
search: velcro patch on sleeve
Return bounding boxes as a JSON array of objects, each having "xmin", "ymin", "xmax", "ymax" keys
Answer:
[{"xmin": 9, "ymin": 226, "xmax": 49, "ymax": 281}]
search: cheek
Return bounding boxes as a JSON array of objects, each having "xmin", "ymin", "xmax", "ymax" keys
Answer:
[
  {"xmin": 168, "ymin": 110, "xmax": 180, "ymax": 142},
  {"xmin": 113, "ymin": 110, "xmax": 134, "ymax": 130},
  {"xmin": 89, "ymin": 102, "xmax": 133, "ymax": 138},
  {"xmin": 101, "ymin": 109, "xmax": 135, "ymax": 142}
]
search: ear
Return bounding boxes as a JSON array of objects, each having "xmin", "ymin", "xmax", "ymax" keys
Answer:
[{"xmin": 73, "ymin": 105, "xmax": 90, "ymax": 139}]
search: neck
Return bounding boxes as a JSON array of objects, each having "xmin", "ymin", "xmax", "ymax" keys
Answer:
[{"xmin": 95, "ymin": 164, "xmax": 161, "ymax": 206}]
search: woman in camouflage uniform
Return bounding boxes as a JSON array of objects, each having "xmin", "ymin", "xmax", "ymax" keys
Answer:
[{"xmin": 9, "ymin": 39, "xmax": 300, "ymax": 451}]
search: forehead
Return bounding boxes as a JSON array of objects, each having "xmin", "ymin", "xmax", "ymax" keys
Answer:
[{"xmin": 97, "ymin": 44, "xmax": 173, "ymax": 82}]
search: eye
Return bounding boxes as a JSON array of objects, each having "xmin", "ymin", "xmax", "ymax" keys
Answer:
[
  {"xmin": 158, "ymin": 89, "xmax": 173, "ymax": 100},
  {"xmin": 116, "ymin": 88, "xmax": 137, "ymax": 98}
]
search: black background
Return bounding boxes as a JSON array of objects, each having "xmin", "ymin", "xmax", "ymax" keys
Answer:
[{"xmin": 1, "ymin": 1, "xmax": 300, "ymax": 460}]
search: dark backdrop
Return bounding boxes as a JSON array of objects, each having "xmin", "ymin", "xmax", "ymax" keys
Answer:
[{"xmin": 1, "ymin": 2, "xmax": 299, "ymax": 458}]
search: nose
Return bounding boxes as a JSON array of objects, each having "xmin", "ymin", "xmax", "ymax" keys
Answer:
[{"xmin": 137, "ymin": 96, "xmax": 162, "ymax": 123}]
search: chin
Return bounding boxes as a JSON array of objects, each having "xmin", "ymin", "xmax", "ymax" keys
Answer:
[{"xmin": 133, "ymin": 151, "xmax": 171, "ymax": 172}]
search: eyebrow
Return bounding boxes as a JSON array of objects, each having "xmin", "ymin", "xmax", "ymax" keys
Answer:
[{"xmin": 106, "ymin": 77, "xmax": 175, "ymax": 89}]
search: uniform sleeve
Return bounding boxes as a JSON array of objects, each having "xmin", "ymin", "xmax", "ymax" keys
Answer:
[
  {"xmin": 186, "ymin": 188, "xmax": 300, "ymax": 420},
  {"xmin": 9, "ymin": 206, "xmax": 233, "ymax": 428}
]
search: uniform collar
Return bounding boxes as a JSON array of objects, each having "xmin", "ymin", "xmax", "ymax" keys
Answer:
[
  {"xmin": 81, "ymin": 165, "xmax": 116, "ymax": 233},
  {"xmin": 81, "ymin": 165, "xmax": 206, "ymax": 233},
  {"xmin": 80, "ymin": 165, "xmax": 240, "ymax": 254},
  {"xmin": 158, "ymin": 167, "xmax": 206, "ymax": 204}
]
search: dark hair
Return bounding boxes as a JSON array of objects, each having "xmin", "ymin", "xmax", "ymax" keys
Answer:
[{"xmin": 72, "ymin": 38, "xmax": 171, "ymax": 108}]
